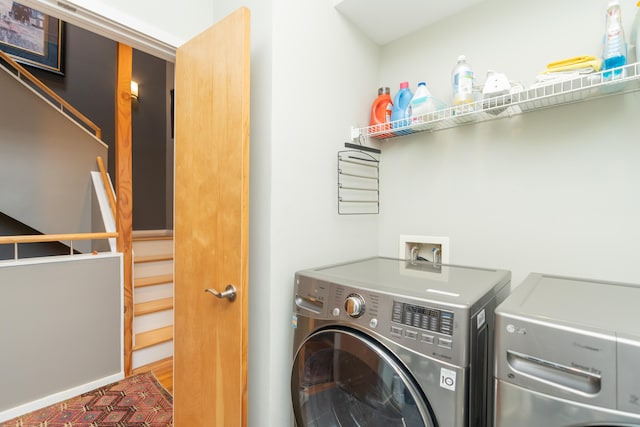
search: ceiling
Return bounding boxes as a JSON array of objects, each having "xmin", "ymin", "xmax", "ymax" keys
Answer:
[{"xmin": 334, "ymin": 0, "xmax": 488, "ymax": 45}]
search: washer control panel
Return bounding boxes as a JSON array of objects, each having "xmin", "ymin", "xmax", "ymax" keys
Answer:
[
  {"xmin": 295, "ymin": 278, "xmax": 466, "ymax": 365},
  {"xmin": 392, "ymin": 301, "xmax": 454, "ymax": 336}
]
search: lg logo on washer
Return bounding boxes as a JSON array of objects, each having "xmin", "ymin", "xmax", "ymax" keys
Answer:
[
  {"xmin": 506, "ymin": 324, "xmax": 527, "ymax": 335},
  {"xmin": 440, "ymin": 368, "xmax": 457, "ymax": 391}
]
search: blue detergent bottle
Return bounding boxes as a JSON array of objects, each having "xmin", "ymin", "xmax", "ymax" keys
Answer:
[
  {"xmin": 391, "ymin": 82, "xmax": 413, "ymax": 132},
  {"xmin": 602, "ymin": 0, "xmax": 627, "ymax": 79}
]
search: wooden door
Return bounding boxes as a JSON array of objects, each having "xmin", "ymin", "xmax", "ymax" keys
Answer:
[{"xmin": 173, "ymin": 7, "xmax": 250, "ymax": 426}]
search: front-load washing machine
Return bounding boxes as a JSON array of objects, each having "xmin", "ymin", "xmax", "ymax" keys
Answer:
[
  {"xmin": 291, "ymin": 256, "xmax": 511, "ymax": 427},
  {"xmin": 494, "ymin": 273, "xmax": 640, "ymax": 426}
]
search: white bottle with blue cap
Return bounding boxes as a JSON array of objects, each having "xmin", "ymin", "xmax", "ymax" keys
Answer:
[{"xmin": 409, "ymin": 82, "xmax": 436, "ymax": 124}]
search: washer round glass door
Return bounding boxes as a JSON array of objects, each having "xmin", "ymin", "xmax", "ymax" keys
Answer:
[{"xmin": 291, "ymin": 327, "xmax": 436, "ymax": 427}]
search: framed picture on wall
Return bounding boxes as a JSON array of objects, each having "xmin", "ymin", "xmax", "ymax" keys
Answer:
[{"xmin": 0, "ymin": 1, "xmax": 65, "ymax": 75}]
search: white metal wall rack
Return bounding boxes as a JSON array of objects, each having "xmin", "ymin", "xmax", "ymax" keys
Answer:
[
  {"xmin": 338, "ymin": 142, "xmax": 380, "ymax": 215},
  {"xmin": 351, "ymin": 62, "xmax": 640, "ymax": 141}
]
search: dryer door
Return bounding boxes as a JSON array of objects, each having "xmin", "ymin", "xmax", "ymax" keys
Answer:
[{"xmin": 291, "ymin": 327, "xmax": 436, "ymax": 427}]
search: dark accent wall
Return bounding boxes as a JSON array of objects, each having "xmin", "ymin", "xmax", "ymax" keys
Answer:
[
  {"xmin": 29, "ymin": 23, "xmax": 171, "ymax": 230},
  {"xmin": 131, "ymin": 50, "xmax": 169, "ymax": 230}
]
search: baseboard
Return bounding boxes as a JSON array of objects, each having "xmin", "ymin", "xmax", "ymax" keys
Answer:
[{"xmin": 0, "ymin": 372, "xmax": 124, "ymax": 423}]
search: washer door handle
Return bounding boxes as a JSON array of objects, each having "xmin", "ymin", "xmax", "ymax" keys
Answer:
[{"xmin": 205, "ymin": 284, "xmax": 237, "ymax": 302}]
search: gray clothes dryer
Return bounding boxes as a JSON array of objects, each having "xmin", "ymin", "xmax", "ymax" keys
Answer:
[
  {"xmin": 291, "ymin": 256, "xmax": 510, "ymax": 427},
  {"xmin": 494, "ymin": 273, "xmax": 640, "ymax": 426}
]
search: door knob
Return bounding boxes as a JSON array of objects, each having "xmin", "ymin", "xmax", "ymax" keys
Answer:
[{"xmin": 204, "ymin": 284, "xmax": 237, "ymax": 302}]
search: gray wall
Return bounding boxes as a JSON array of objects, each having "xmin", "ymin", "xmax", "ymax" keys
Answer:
[
  {"xmin": 0, "ymin": 254, "xmax": 122, "ymax": 412},
  {"xmin": 0, "ymin": 64, "xmax": 108, "ymax": 252}
]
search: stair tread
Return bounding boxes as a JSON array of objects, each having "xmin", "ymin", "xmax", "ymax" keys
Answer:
[
  {"xmin": 132, "ymin": 356, "xmax": 173, "ymax": 374},
  {"xmin": 134, "ymin": 254, "xmax": 173, "ymax": 263},
  {"xmin": 134, "ymin": 325, "xmax": 173, "ymax": 351},
  {"xmin": 131, "ymin": 357, "xmax": 173, "ymax": 393},
  {"xmin": 135, "ymin": 274, "xmax": 174, "ymax": 288},
  {"xmin": 132, "ymin": 235, "xmax": 173, "ymax": 242},
  {"xmin": 132, "ymin": 230, "xmax": 173, "ymax": 241},
  {"xmin": 134, "ymin": 298, "xmax": 173, "ymax": 316}
]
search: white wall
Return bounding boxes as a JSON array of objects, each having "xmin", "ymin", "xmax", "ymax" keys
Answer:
[
  {"xmin": 376, "ymin": 0, "xmax": 640, "ymax": 288},
  {"xmin": 269, "ymin": 2, "xmax": 381, "ymax": 424}
]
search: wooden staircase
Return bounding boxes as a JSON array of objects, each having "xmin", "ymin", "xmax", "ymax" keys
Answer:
[{"xmin": 131, "ymin": 231, "xmax": 173, "ymax": 389}]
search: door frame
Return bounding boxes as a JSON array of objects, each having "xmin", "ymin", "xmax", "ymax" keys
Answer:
[{"xmin": 19, "ymin": 0, "xmax": 177, "ymax": 62}]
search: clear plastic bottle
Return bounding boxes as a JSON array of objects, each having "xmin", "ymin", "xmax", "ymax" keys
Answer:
[
  {"xmin": 409, "ymin": 82, "xmax": 436, "ymax": 124},
  {"xmin": 369, "ymin": 87, "xmax": 393, "ymax": 134},
  {"xmin": 452, "ymin": 55, "xmax": 474, "ymax": 114},
  {"xmin": 391, "ymin": 82, "xmax": 413, "ymax": 130},
  {"xmin": 602, "ymin": 0, "xmax": 627, "ymax": 79},
  {"xmin": 631, "ymin": 1, "xmax": 640, "ymax": 63}
]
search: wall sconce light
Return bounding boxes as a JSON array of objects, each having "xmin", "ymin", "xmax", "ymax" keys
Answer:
[{"xmin": 130, "ymin": 81, "xmax": 139, "ymax": 100}]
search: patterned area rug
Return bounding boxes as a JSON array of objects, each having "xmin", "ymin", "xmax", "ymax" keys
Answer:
[{"xmin": 1, "ymin": 372, "xmax": 173, "ymax": 427}]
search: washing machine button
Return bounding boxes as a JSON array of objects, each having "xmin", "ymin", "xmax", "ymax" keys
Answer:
[
  {"xmin": 405, "ymin": 330, "xmax": 418, "ymax": 340},
  {"xmin": 369, "ymin": 318, "xmax": 378, "ymax": 328},
  {"xmin": 421, "ymin": 334, "xmax": 434, "ymax": 344},
  {"xmin": 332, "ymin": 307, "xmax": 340, "ymax": 317},
  {"xmin": 438, "ymin": 338, "xmax": 453, "ymax": 349},
  {"xmin": 391, "ymin": 326, "xmax": 402, "ymax": 337}
]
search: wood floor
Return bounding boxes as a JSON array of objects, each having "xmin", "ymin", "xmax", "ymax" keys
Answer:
[{"xmin": 132, "ymin": 356, "xmax": 173, "ymax": 393}]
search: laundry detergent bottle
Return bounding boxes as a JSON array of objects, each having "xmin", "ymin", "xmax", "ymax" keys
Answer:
[
  {"xmin": 409, "ymin": 82, "xmax": 436, "ymax": 124},
  {"xmin": 369, "ymin": 87, "xmax": 393, "ymax": 135},
  {"xmin": 391, "ymin": 82, "xmax": 413, "ymax": 132}
]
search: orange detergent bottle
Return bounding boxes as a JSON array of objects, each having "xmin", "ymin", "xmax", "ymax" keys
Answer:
[{"xmin": 369, "ymin": 87, "xmax": 393, "ymax": 138}]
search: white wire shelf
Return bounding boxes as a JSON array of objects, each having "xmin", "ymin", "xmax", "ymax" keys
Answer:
[{"xmin": 353, "ymin": 62, "xmax": 640, "ymax": 141}]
